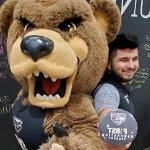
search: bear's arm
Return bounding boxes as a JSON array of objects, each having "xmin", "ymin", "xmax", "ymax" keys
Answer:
[{"xmin": 42, "ymin": 94, "xmax": 108, "ymax": 150}]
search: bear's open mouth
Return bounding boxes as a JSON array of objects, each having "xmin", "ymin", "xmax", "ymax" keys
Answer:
[
  {"xmin": 27, "ymin": 68, "xmax": 77, "ymax": 107},
  {"xmin": 34, "ymin": 72, "xmax": 66, "ymax": 100}
]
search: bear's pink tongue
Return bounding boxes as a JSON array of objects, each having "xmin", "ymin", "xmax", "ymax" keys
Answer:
[{"xmin": 42, "ymin": 78, "xmax": 62, "ymax": 95}]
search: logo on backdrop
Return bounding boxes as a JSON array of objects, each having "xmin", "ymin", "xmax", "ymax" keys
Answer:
[
  {"xmin": 114, "ymin": 0, "xmax": 150, "ymax": 19},
  {"xmin": 0, "ymin": 95, "xmax": 11, "ymax": 115}
]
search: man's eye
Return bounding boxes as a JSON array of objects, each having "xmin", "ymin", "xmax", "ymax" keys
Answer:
[
  {"xmin": 119, "ymin": 57, "xmax": 129, "ymax": 61},
  {"xmin": 119, "ymin": 59, "xmax": 128, "ymax": 62},
  {"xmin": 133, "ymin": 57, "xmax": 139, "ymax": 61},
  {"xmin": 58, "ymin": 17, "xmax": 82, "ymax": 32}
]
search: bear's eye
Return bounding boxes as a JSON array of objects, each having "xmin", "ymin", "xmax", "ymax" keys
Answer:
[
  {"xmin": 20, "ymin": 18, "xmax": 35, "ymax": 31},
  {"xmin": 58, "ymin": 17, "xmax": 82, "ymax": 32}
]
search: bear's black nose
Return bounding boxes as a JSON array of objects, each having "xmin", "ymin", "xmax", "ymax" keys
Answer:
[{"xmin": 20, "ymin": 35, "xmax": 54, "ymax": 61}]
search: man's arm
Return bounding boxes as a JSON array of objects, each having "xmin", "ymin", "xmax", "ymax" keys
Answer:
[
  {"xmin": 94, "ymin": 83, "xmax": 120, "ymax": 115},
  {"xmin": 94, "ymin": 84, "xmax": 131, "ymax": 150}
]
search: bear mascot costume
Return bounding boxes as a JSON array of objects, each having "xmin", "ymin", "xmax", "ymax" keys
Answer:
[{"xmin": 0, "ymin": 0, "xmax": 121, "ymax": 149}]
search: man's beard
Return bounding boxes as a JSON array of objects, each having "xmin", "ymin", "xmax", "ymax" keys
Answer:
[{"xmin": 111, "ymin": 70, "xmax": 134, "ymax": 84}]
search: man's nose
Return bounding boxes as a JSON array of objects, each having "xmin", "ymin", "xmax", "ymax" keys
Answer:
[{"xmin": 127, "ymin": 61, "xmax": 135, "ymax": 69}]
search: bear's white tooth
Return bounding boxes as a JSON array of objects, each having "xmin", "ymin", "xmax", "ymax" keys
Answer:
[
  {"xmin": 36, "ymin": 93, "xmax": 42, "ymax": 99},
  {"xmin": 43, "ymin": 94, "xmax": 49, "ymax": 100},
  {"xmin": 43, "ymin": 73, "xmax": 48, "ymax": 78},
  {"xmin": 51, "ymin": 77, "xmax": 57, "ymax": 82},
  {"xmin": 52, "ymin": 97, "xmax": 56, "ymax": 100},
  {"xmin": 27, "ymin": 74, "xmax": 32, "ymax": 79},
  {"xmin": 46, "ymin": 97, "xmax": 49, "ymax": 100},
  {"xmin": 43, "ymin": 94, "xmax": 47, "ymax": 98},
  {"xmin": 49, "ymin": 95, "xmax": 55, "ymax": 100},
  {"xmin": 55, "ymin": 94, "xmax": 60, "ymax": 99},
  {"xmin": 34, "ymin": 71, "xmax": 40, "ymax": 77}
]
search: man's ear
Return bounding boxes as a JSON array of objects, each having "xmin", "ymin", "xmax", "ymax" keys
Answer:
[
  {"xmin": 0, "ymin": 0, "xmax": 18, "ymax": 36},
  {"xmin": 88, "ymin": 0, "xmax": 121, "ymax": 43},
  {"xmin": 107, "ymin": 61, "xmax": 111, "ymax": 71}
]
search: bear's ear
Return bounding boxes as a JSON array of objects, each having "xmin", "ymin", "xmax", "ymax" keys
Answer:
[
  {"xmin": 0, "ymin": 0, "xmax": 18, "ymax": 36},
  {"xmin": 88, "ymin": 0, "xmax": 121, "ymax": 42}
]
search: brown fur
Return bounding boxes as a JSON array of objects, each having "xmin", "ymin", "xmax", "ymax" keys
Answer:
[{"xmin": 0, "ymin": 0, "xmax": 121, "ymax": 149}]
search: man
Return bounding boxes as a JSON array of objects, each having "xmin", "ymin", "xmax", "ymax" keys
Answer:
[{"xmin": 93, "ymin": 33, "xmax": 139, "ymax": 149}]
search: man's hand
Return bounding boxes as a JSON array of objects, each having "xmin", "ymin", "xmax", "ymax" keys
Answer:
[{"xmin": 50, "ymin": 143, "xmax": 65, "ymax": 150}]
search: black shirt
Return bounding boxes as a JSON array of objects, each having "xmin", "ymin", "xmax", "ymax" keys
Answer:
[{"xmin": 93, "ymin": 72, "xmax": 134, "ymax": 115}]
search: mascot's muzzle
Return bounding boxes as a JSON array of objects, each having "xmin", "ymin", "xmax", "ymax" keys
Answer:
[{"xmin": 20, "ymin": 35, "xmax": 54, "ymax": 61}]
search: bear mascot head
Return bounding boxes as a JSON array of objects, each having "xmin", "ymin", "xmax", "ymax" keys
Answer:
[{"xmin": 0, "ymin": 0, "xmax": 121, "ymax": 149}]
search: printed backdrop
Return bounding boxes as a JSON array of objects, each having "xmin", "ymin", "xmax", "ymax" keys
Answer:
[{"xmin": 115, "ymin": 0, "xmax": 150, "ymax": 149}]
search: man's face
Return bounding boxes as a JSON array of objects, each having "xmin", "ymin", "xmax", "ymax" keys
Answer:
[{"xmin": 108, "ymin": 48, "xmax": 139, "ymax": 84}]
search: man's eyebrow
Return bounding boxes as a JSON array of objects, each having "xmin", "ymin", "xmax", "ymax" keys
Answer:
[
  {"xmin": 119, "ymin": 56, "xmax": 139, "ymax": 60},
  {"xmin": 118, "ymin": 57, "xmax": 129, "ymax": 60},
  {"xmin": 133, "ymin": 56, "xmax": 139, "ymax": 58}
]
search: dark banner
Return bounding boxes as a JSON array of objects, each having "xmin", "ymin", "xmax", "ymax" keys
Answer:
[
  {"xmin": 0, "ymin": 1, "xmax": 21, "ymax": 150},
  {"xmin": 116, "ymin": 0, "xmax": 150, "ymax": 149},
  {"xmin": 0, "ymin": 34, "xmax": 21, "ymax": 149}
]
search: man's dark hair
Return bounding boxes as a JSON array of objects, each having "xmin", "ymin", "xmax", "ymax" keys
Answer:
[{"xmin": 108, "ymin": 33, "xmax": 139, "ymax": 58}]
